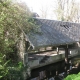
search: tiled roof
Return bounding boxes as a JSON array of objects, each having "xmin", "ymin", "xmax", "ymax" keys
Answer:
[{"xmin": 26, "ymin": 18, "xmax": 80, "ymax": 48}]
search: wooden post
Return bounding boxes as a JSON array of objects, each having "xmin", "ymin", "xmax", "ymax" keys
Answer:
[
  {"xmin": 56, "ymin": 70, "xmax": 58, "ymax": 76},
  {"xmin": 65, "ymin": 45, "xmax": 69, "ymax": 64},
  {"xmin": 56, "ymin": 47, "xmax": 59, "ymax": 54}
]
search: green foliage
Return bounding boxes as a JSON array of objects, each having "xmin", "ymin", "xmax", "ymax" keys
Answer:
[
  {"xmin": 64, "ymin": 72, "xmax": 80, "ymax": 80},
  {"xmin": 0, "ymin": 0, "xmax": 35, "ymax": 80},
  {"xmin": 0, "ymin": 0, "xmax": 33, "ymax": 56},
  {"xmin": 7, "ymin": 62, "xmax": 24, "ymax": 80},
  {"xmin": 0, "ymin": 59, "xmax": 25, "ymax": 80},
  {"xmin": 0, "ymin": 51, "xmax": 25, "ymax": 80},
  {"xmin": 0, "ymin": 54, "xmax": 9, "ymax": 79}
]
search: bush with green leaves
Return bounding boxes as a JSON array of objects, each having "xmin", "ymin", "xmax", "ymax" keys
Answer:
[
  {"xmin": 64, "ymin": 72, "xmax": 80, "ymax": 80},
  {"xmin": 0, "ymin": 0, "xmax": 34, "ymax": 80},
  {"xmin": 7, "ymin": 62, "xmax": 24, "ymax": 80},
  {"xmin": 0, "ymin": 52, "xmax": 25, "ymax": 80},
  {"xmin": 0, "ymin": 54, "xmax": 9, "ymax": 79},
  {"xmin": 0, "ymin": 58, "xmax": 25, "ymax": 80}
]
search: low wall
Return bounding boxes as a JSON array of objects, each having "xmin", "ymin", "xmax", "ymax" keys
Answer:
[
  {"xmin": 28, "ymin": 49, "xmax": 78, "ymax": 69},
  {"xmin": 28, "ymin": 59, "xmax": 39, "ymax": 67}
]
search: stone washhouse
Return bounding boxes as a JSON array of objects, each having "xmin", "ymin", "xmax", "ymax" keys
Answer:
[{"xmin": 18, "ymin": 18, "xmax": 80, "ymax": 80}]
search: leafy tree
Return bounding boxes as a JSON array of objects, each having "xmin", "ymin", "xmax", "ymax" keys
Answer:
[
  {"xmin": 0, "ymin": 0, "xmax": 34, "ymax": 58},
  {"xmin": 55, "ymin": 0, "xmax": 80, "ymax": 22},
  {"xmin": 0, "ymin": 0, "xmax": 36, "ymax": 80}
]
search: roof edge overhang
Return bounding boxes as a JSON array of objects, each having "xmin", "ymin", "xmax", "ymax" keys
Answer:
[{"xmin": 26, "ymin": 40, "xmax": 78, "ymax": 51}]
